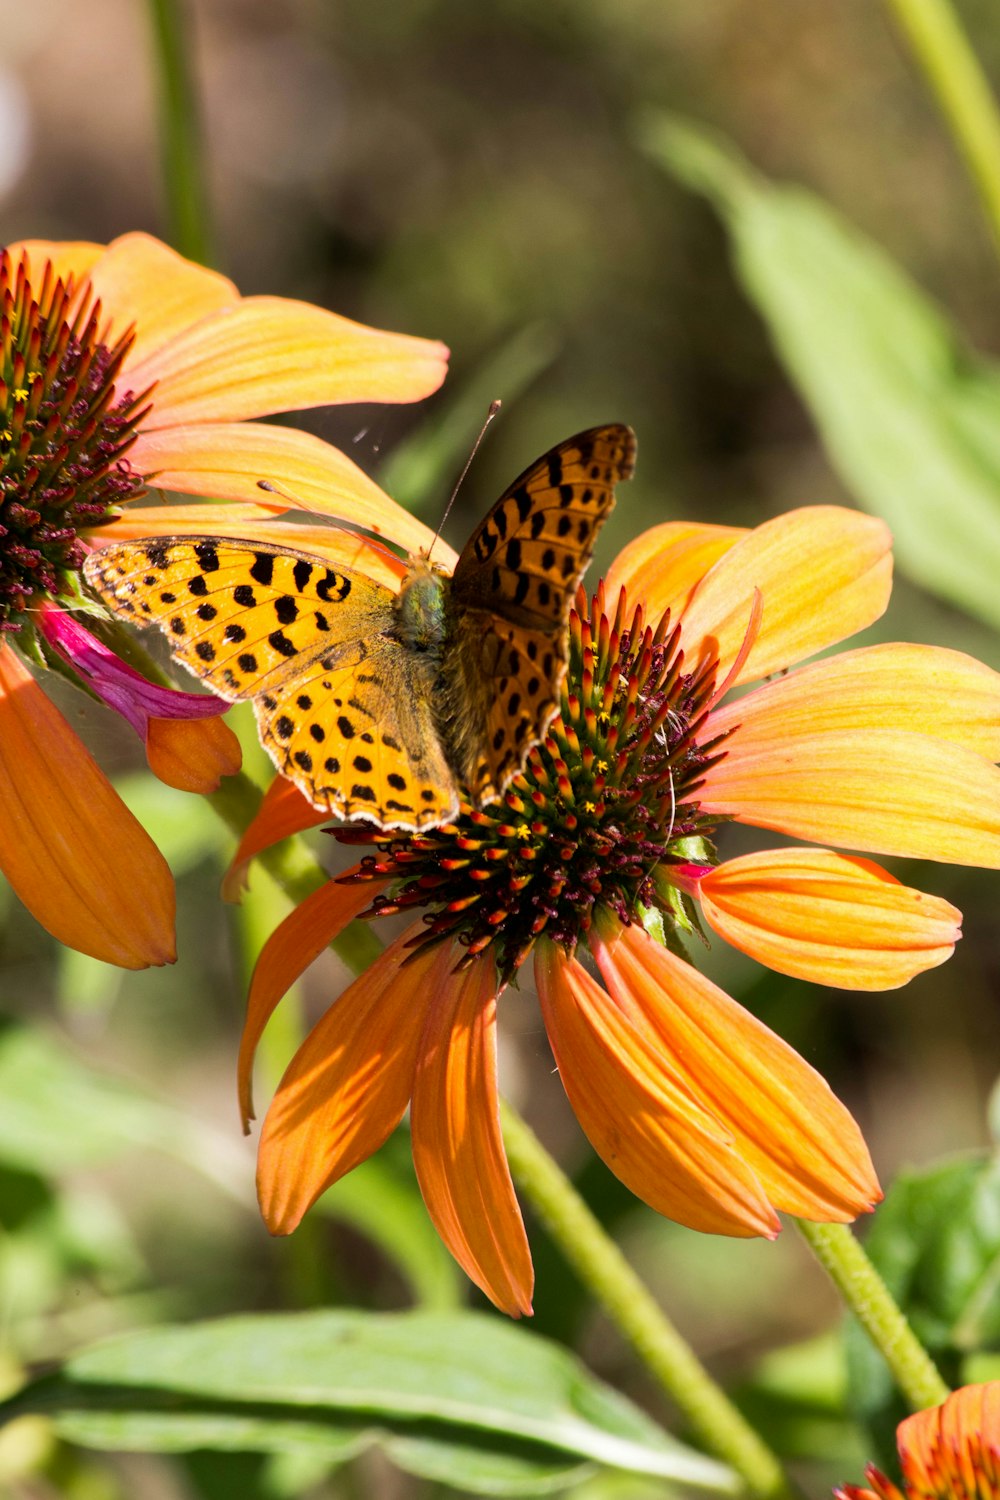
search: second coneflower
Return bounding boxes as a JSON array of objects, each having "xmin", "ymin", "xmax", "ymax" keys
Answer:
[{"xmin": 235, "ymin": 505, "xmax": 1000, "ymax": 1316}]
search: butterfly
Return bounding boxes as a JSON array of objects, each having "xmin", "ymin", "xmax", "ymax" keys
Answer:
[{"xmin": 84, "ymin": 424, "xmax": 636, "ymax": 830}]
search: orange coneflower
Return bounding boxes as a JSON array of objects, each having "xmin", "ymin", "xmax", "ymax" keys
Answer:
[
  {"xmin": 235, "ymin": 505, "xmax": 999, "ymax": 1316},
  {"xmin": 836, "ymin": 1381, "xmax": 1000, "ymax": 1500},
  {"xmin": 0, "ymin": 233, "xmax": 447, "ymax": 966}
]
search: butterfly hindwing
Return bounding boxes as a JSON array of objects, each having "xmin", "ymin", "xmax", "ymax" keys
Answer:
[{"xmin": 254, "ymin": 642, "xmax": 459, "ymax": 827}]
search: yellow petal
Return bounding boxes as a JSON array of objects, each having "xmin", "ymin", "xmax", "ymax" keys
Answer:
[
  {"xmin": 605, "ymin": 521, "xmax": 746, "ymax": 624},
  {"xmin": 256, "ymin": 926, "xmax": 434, "ymax": 1232},
  {"xmin": 681, "ymin": 506, "xmax": 892, "ymax": 685},
  {"xmin": 0, "ymin": 646, "xmax": 175, "ymax": 967},
  {"xmin": 535, "ymin": 940, "xmax": 779, "ymax": 1237},
  {"xmin": 223, "ymin": 774, "xmax": 331, "ymax": 902},
  {"xmin": 128, "ymin": 296, "xmax": 449, "ymax": 426},
  {"xmin": 411, "ymin": 950, "xmax": 534, "ymax": 1317},
  {"xmin": 145, "ymin": 715, "xmax": 242, "ymax": 793},
  {"xmin": 701, "ymin": 726, "xmax": 1000, "ymax": 867},
  {"xmin": 591, "ymin": 918, "xmax": 881, "ymax": 1221},
  {"xmin": 699, "ymin": 849, "xmax": 961, "ymax": 989},
  {"xmin": 239, "ymin": 870, "xmax": 380, "ymax": 1128},
  {"xmin": 127, "ymin": 421, "xmax": 439, "ymax": 558},
  {"xmin": 709, "ymin": 642, "xmax": 1000, "ymax": 761},
  {"xmin": 87, "ymin": 232, "xmax": 239, "ymax": 369},
  {"xmin": 6, "ymin": 239, "xmax": 104, "ymax": 286}
]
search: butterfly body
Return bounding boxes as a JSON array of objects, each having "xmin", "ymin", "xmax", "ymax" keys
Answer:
[{"xmin": 85, "ymin": 424, "xmax": 636, "ymax": 830}]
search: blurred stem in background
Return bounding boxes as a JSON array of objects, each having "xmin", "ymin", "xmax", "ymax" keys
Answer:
[
  {"xmin": 797, "ymin": 1220, "xmax": 950, "ymax": 1410},
  {"xmin": 883, "ymin": 0, "xmax": 1000, "ymax": 261},
  {"xmin": 145, "ymin": 0, "xmax": 215, "ymax": 266}
]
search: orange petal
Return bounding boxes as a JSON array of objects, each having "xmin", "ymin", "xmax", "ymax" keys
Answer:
[
  {"xmin": 87, "ymin": 511, "xmax": 413, "ymax": 590},
  {"xmin": 709, "ymin": 642, "xmax": 1000, "ymax": 762},
  {"xmin": 0, "ymin": 647, "xmax": 175, "ymax": 968},
  {"xmin": 128, "ymin": 296, "xmax": 449, "ymax": 427},
  {"xmin": 87, "ymin": 232, "xmax": 239, "ymax": 370},
  {"xmin": 256, "ymin": 927, "xmax": 435, "ymax": 1232},
  {"xmin": 698, "ymin": 849, "xmax": 961, "ymax": 990},
  {"xmin": 535, "ymin": 940, "xmax": 779, "ymax": 1237},
  {"xmin": 6, "ymin": 239, "xmax": 104, "ymax": 286},
  {"xmin": 145, "ymin": 714, "xmax": 242, "ymax": 793},
  {"xmin": 681, "ymin": 507, "xmax": 892, "ymax": 685},
  {"xmin": 591, "ymin": 918, "xmax": 881, "ymax": 1222},
  {"xmin": 700, "ymin": 726, "xmax": 1000, "ymax": 868},
  {"xmin": 127, "ymin": 421, "xmax": 439, "ymax": 558},
  {"xmin": 605, "ymin": 521, "xmax": 746, "ymax": 624},
  {"xmin": 223, "ymin": 774, "xmax": 331, "ymax": 902},
  {"xmin": 411, "ymin": 949, "xmax": 534, "ymax": 1317},
  {"xmin": 898, "ymin": 1381, "xmax": 1000, "ymax": 1493},
  {"xmin": 239, "ymin": 869, "xmax": 379, "ymax": 1128}
]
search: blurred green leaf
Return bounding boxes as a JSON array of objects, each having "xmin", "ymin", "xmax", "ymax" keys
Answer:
[
  {"xmin": 6, "ymin": 1310, "xmax": 739, "ymax": 1494},
  {"xmin": 844, "ymin": 1150, "xmax": 1000, "ymax": 1464},
  {"xmin": 642, "ymin": 112, "xmax": 1000, "ymax": 630},
  {"xmin": 379, "ymin": 322, "xmax": 560, "ymax": 516}
]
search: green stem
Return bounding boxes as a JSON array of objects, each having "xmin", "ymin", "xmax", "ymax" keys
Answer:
[
  {"xmin": 145, "ymin": 0, "xmax": 214, "ymax": 265},
  {"xmin": 883, "ymin": 0, "xmax": 1000, "ymax": 258},
  {"xmin": 796, "ymin": 1220, "xmax": 949, "ymax": 1410},
  {"xmin": 500, "ymin": 1101, "xmax": 793, "ymax": 1499}
]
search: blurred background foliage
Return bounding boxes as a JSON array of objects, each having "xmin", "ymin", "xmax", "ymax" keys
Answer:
[{"xmin": 3, "ymin": 1, "xmax": 1000, "ymax": 1497}]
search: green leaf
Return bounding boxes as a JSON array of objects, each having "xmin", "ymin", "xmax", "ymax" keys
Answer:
[
  {"xmin": 843, "ymin": 1150, "xmax": 1000, "ymax": 1462},
  {"xmin": 6, "ymin": 1310, "xmax": 738, "ymax": 1495},
  {"xmin": 641, "ymin": 112, "xmax": 1000, "ymax": 630}
]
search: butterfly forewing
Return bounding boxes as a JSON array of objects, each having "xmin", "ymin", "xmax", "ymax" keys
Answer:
[{"xmin": 446, "ymin": 423, "xmax": 635, "ymax": 795}]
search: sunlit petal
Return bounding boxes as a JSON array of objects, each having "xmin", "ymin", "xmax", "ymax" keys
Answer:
[
  {"xmin": 257, "ymin": 927, "xmax": 434, "ymax": 1232},
  {"xmin": 591, "ymin": 919, "xmax": 881, "ymax": 1221},
  {"xmin": 701, "ymin": 727, "xmax": 1000, "ymax": 867},
  {"xmin": 0, "ymin": 647, "xmax": 175, "ymax": 967},
  {"xmin": 411, "ymin": 948, "xmax": 534, "ymax": 1317},
  {"xmin": 239, "ymin": 869, "xmax": 381, "ymax": 1128},
  {"xmin": 6, "ymin": 239, "xmax": 104, "ymax": 286},
  {"xmin": 86, "ymin": 232, "xmax": 239, "ymax": 369},
  {"xmin": 605, "ymin": 521, "xmax": 745, "ymax": 623},
  {"xmin": 697, "ymin": 849, "xmax": 961, "ymax": 989},
  {"xmin": 535, "ymin": 939, "xmax": 779, "ymax": 1237},
  {"xmin": 129, "ymin": 297, "xmax": 449, "ymax": 427},
  {"xmin": 128, "ymin": 421, "xmax": 439, "ymax": 558},
  {"xmin": 681, "ymin": 506, "xmax": 892, "ymax": 685},
  {"xmin": 708, "ymin": 642, "xmax": 1000, "ymax": 761},
  {"xmin": 146, "ymin": 715, "xmax": 242, "ymax": 793}
]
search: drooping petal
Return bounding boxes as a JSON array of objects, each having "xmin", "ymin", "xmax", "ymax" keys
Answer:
[
  {"xmin": 256, "ymin": 926, "xmax": 435, "ymax": 1232},
  {"xmin": 127, "ymin": 421, "xmax": 439, "ymax": 557},
  {"xmin": 591, "ymin": 918, "xmax": 881, "ymax": 1222},
  {"xmin": 700, "ymin": 727, "xmax": 1000, "ymax": 868},
  {"xmin": 697, "ymin": 849, "xmax": 961, "ymax": 989},
  {"xmin": 85, "ymin": 232, "xmax": 239, "ymax": 370},
  {"xmin": 238, "ymin": 869, "xmax": 380, "ymax": 1128},
  {"xmin": 0, "ymin": 646, "xmax": 175, "ymax": 967},
  {"xmin": 680, "ymin": 506, "xmax": 892, "ymax": 686},
  {"xmin": 897, "ymin": 1381, "xmax": 1000, "ymax": 1499},
  {"xmin": 708, "ymin": 643, "xmax": 1000, "ymax": 762},
  {"xmin": 128, "ymin": 297, "xmax": 449, "ymax": 427},
  {"xmin": 410, "ymin": 948, "xmax": 534, "ymax": 1317},
  {"xmin": 535, "ymin": 939, "xmax": 780, "ymax": 1237},
  {"xmin": 223, "ymin": 774, "xmax": 332, "ymax": 902},
  {"xmin": 605, "ymin": 521, "xmax": 746, "ymax": 624},
  {"xmin": 146, "ymin": 715, "xmax": 242, "ymax": 793}
]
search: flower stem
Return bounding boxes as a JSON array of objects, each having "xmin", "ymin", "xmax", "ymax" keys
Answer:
[
  {"xmin": 145, "ymin": 0, "xmax": 215, "ymax": 266},
  {"xmin": 795, "ymin": 1219, "xmax": 950, "ymax": 1410},
  {"xmin": 500, "ymin": 1100, "xmax": 793, "ymax": 1499},
  {"xmin": 883, "ymin": 0, "xmax": 1000, "ymax": 259}
]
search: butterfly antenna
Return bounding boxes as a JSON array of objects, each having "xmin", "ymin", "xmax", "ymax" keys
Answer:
[{"xmin": 426, "ymin": 399, "xmax": 502, "ymax": 562}]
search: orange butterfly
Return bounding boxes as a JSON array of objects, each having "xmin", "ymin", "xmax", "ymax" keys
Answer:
[{"xmin": 85, "ymin": 424, "xmax": 635, "ymax": 830}]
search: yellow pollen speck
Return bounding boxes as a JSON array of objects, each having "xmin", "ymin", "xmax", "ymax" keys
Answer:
[
  {"xmin": 12, "ymin": 387, "xmax": 29, "ymax": 402},
  {"xmin": 516, "ymin": 824, "xmax": 533, "ymax": 841},
  {"xmin": 596, "ymin": 759, "xmax": 609, "ymax": 773},
  {"xmin": 584, "ymin": 801, "xmax": 596, "ymax": 814}
]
